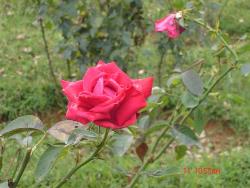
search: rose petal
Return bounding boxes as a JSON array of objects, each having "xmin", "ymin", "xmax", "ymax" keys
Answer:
[
  {"xmin": 90, "ymin": 91, "xmax": 125, "ymax": 113},
  {"xmin": 83, "ymin": 67, "xmax": 104, "ymax": 92},
  {"xmin": 94, "ymin": 114, "xmax": 136, "ymax": 129},
  {"xmin": 61, "ymin": 80, "xmax": 83, "ymax": 102},
  {"xmin": 66, "ymin": 103, "xmax": 111, "ymax": 123},
  {"xmin": 97, "ymin": 62, "xmax": 132, "ymax": 88},
  {"xmin": 93, "ymin": 77, "xmax": 104, "ymax": 95},
  {"xmin": 115, "ymin": 88, "xmax": 146, "ymax": 126},
  {"xmin": 93, "ymin": 120, "xmax": 117, "ymax": 129},
  {"xmin": 122, "ymin": 114, "xmax": 137, "ymax": 127},
  {"xmin": 66, "ymin": 103, "xmax": 89, "ymax": 125},
  {"xmin": 155, "ymin": 14, "xmax": 176, "ymax": 32},
  {"xmin": 78, "ymin": 93, "xmax": 110, "ymax": 109},
  {"xmin": 132, "ymin": 77, "xmax": 153, "ymax": 98}
]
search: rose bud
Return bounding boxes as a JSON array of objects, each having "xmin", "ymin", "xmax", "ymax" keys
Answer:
[{"xmin": 155, "ymin": 12, "xmax": 185, "ymax": 39}]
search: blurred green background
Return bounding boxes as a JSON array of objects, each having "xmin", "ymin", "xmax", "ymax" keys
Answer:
[{"xmin": 0, "ymin": 0, "xmax": 249, "ymax": 187}]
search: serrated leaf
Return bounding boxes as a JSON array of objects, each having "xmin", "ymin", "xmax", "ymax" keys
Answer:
[
  {"xmin": 240, "ymin": 63, "xmax": 250, "ymax": 76},
  {"xmin": 171, "ymin": 125, "xmax": 200, "ymax": 146},
  {"xmin": 144, "ymin": 167, "xmax": 181, "ymax": 177},
  {"xmin": 181, "ymin": 70, "xmax": 204, "ymax": 96},
  {"xmin": 35, "ymin": 146, "xmax": 63, "ymax": 182},
  {"xmin": 111, "ymin": 134, "xmax": 133, "ymax": 157},
  {"xmin": 181, "ymin": 91, "xmax": 199, "ymax": 108},
  {"xmin": 48, "ymin": 120, "xmax": 83, "ymax": 142},
  {"xmin": 136, "ymin": 142, "xmax": 148, "ymax": 162},
  {"xmin": 66, "ymin": 127, "xmax": 97, "ymax": 145},
  {"xmin": 0, "ymin": 115, "xmax": 44, "ymax": 137},
  {"xmin": 175, "ymin": 145, "xmax": 187, "ymax": 160}
]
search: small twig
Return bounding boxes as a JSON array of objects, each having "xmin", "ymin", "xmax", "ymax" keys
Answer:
[
  {"xmin": 191, "ymin": 18, "xmax": 239, "ymax": 63},
  {"xmin": 217, "ymin": 0, "xmax": 229, "ymax": 21},
  {"xmin": 38, "ymin": 17, "xmax": 58, "ymax": 86},
  {"xmin": 66, "ymin": 60, "xmax": 72, "ymax": 79},
  {"xmin": 157, "ymin": 50, "xmax": 167, "ymax": 87},
  {"xmin": 181, "ymin": 59, "xmax": 204, "ymax": 73},
  {"xmin": 54, "ymin": 128, "xmax": 110, "ymax": 188}
]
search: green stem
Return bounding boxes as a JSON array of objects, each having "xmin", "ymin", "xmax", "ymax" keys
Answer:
[
  {"xmin": 12, "ymin": 133, "xmax": 47, "ymax": 187},
  {"xmin": 127, "ymin": 62, "xmax": 236, "ymax": 188},
  {"xmin": 126, "ymin": 17, "xmax": 239, "ymax": 188},
  {"xmin": 153, "ymin": 138, "xmax": 174, "ymax": 162},
  {"xmin": 157, "ymin": 50, "xmax": 166, "ymax": 87},
  {"xmin": 54, "ymin": 128, "xmax": 110, "ymax": 188},
  {"xmin": 38, "ymin": 17, "xmax": 58, "ymax": 87},
  {"xmin": 126, "ymin": 160, "xmax": 149, "ymax": 188},
  {"xmin": 151, "ymin": 102, "xmax": 182, "ymax": 153},
  {"xmin": 180, "ymin": 66, "xmax": 234, "ymax": 124},
  {"xmin": 126, "ymin": 137, "xmax": 174, "ymax": 188},
  {"xmin": 13, "ymin": 148, "xmax": 32, "ymax": 187},
  {"xmin": 192, "ymin": 18, "xmax": 239, "ymax": 63},
  {"xmin": 11, "ymin": 148, "xmax": 22, "ymax": 179}
]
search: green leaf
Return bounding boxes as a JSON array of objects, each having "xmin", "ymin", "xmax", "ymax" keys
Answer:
[
  {"xmin": 48, "ymin": 120, "xmax": 83, "ymax": 142},
  {"xmin": 171, "ymin": 125, "xmax": 200, "ymax": 146},
  {"xmin": 181, "ymin": 91, "xmax": 199, "ymax": 108},
  {"xmin": 111, "ymin": 134, "xmax": 133, "ymax": 157},
  {"xmin": 144, "ymin": 167, "xmax": 181, "ymax": 177},
  {"xmin": 35, "ymin": 145, "xmax": 63, "ymax": 182},
  {"xmin": 193, "ymin": 109, "xmax": 205, "ymax": 134},
  {"xmin": 10, "ymin": 135, "xmax": 33, "ymax": 147},
  {"xmin": 138, "ymin": 115, "xmax": 150, "ymax": 130},
  {"xmin": 226, "ymin": 93, "xmax": 245, "ymax": 104},
  {"xmin": 122, "ymin": 32, "xmax": 133, "ymax": 46},
  {"xmin": 66, "ymin": 127, "xmax": 97, "ymax": 145},
  {"xmin": 0, "ymin": 182, "xmax": 9, "ymax": 188},
  {"xmin": 166, "ymin": 74, "xmax": 181, "ymax": 87},
  {"xmin": 240, "ymin": 63, "xmax": 250, "ymax": 76},
  {"xmin": 175, "ymin": 145, "xmax": 187, "ymax": 160},
  {"xmin": 181, "ymin": 70, "xmax": 204, "ymax": 96},
  {"xmin": 178, "ymin": 18, "xmax": 185, "ymax": 28},
  {"xmin": 0, "ymin": 115, "xmax": 44, "ymax": 137},
  {"xmin": 90, "ymin": 15, "xmax": 103, "ymax": 29},
  {"xmin": 144, "ymin": 121, "xmax": 169, "ymax": 136}
]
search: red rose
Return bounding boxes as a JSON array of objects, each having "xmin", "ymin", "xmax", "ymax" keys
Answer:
[
  {"xmin": 155, "ymin": 12, "xmax": 185, "ymax": 39},
  {"xmin": 61, "ymin": 61, "xmax": 153, "ymax": 129}
]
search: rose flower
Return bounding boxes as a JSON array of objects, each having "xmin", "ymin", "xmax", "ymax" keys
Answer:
[{"xmin": 61, "ymin": 60, "xmax": 153, "ymax": 129}]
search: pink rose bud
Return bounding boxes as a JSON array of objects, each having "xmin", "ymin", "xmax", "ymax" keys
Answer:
[
  {"xmin": 155, "ymin": 12, "xmax": 185, "ymax": 39},
  {"xmin": 61, "ymin": 61, "xmax": 153, "ymax": 129}
]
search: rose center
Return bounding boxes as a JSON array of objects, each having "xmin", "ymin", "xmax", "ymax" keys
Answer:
[{"xmin": 93, "ymin": 77, "xmax": 120, "ymax": 98}]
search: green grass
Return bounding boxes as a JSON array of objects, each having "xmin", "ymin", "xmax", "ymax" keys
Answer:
[
  {"xmin": 0, "ymin": 0, "xmax": 250, "ymax": 187},
  {"xmin": 1, "ymin": 137, "xmax": 249, "ymax": 187},
  {"xmin": 0, "ymin": 0, "xmax": 66, "ymax": 121}
]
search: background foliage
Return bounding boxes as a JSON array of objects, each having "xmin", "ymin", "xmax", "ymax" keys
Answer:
[{"xmin": 0, "ymin": 0, "xmax": 250, "ymax": 187}]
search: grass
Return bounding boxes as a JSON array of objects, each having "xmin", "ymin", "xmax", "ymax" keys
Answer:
[
  {"xmin": 1, "ymin": 137, "xmax": 249, "ymax": 187},
  {"xmin": 0, "ymin": 0, "xmax": 250, "ymax": 187},
  {"xmin": 0, "ymin": 0, "xmax": 66, "ymax": 121}
]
